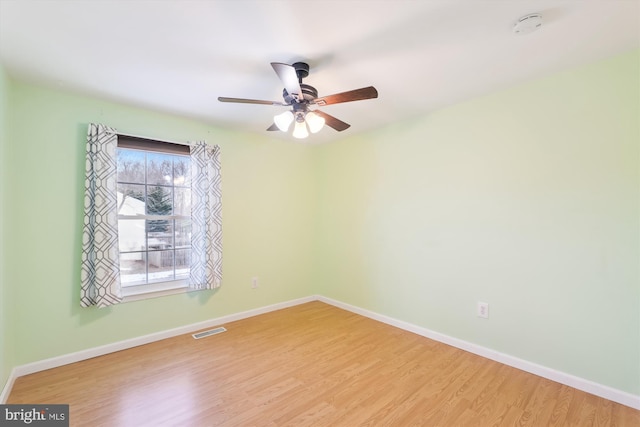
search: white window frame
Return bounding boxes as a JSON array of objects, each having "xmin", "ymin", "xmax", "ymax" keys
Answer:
[{"xmin": 116, "ymin": 134, "xmax": 192, "ymax": 302}]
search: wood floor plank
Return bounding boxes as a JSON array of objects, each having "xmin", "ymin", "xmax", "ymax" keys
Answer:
[
  {"xmin": 7, "ymin": 301, "xmax": 640, "ymax": 426},
  {"xmin": 518, "ymin": 378, "xmax": 562, "ymax": 426}
]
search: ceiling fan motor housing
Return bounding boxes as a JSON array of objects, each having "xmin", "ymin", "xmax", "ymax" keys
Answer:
[{"xmin": 283, "ymin": 84, "xmax": 318, "ymax": 104}]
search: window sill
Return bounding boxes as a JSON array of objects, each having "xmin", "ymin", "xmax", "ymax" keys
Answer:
[{"xmin": 121, "ymin": 279, "xmax": 189, "ymax": 303}]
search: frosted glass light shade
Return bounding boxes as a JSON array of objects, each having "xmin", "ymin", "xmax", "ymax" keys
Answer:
[
  {"xmin": 274, "ymin": 111, "xmax": 294, "ymax": 132},
  {"xmin": 305, "ymin": 111, "xmax": 325, "ymax": 133},
  {"xmin": 292, "ymin": 120, "xmax": 309, "ymax": 139}
]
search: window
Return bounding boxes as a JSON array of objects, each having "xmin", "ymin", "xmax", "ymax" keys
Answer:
[
  {"xmin": 116, "ymin": 136, "xmax": 192, "ymax": 298},
  {"xmin": 81, "ymin": 124, "xmax": 222, "ymax": 308}
]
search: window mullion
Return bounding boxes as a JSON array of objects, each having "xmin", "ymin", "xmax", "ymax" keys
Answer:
[
  {"xmin": 119, "ymin": 214, "xmax": 189, "ymax": 220},
  {"xmin": 144, "ymin": 151, "xmax": 149, "ymax": 285}
]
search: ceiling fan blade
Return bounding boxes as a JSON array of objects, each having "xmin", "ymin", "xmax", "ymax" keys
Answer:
[
  {"xmin": 271, "ymin": 62, "xmax": 303, "ymax": 102},
  {"xmin": 218, "ymin": 97, "xmax": 285, "ymax": 106},
  {"xmin": 313, "ymin": 110, "xmax": 351, "ymax": 132},
  {"xmin": 313, "ymin": 86, "xmax": 378, "ymax": 106},
  {"xmin": 267, "ymin": 123, "xmax": 279, "ymax": 131}
]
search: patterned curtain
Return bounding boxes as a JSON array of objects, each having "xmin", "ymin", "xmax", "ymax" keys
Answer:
[
  {"xmin": 80, "ymin": 123, "xmax": 123, "ymax": 308},
  {"xmin": 189, "ymin": 142, "xmax": 223, "ymax": 290}
]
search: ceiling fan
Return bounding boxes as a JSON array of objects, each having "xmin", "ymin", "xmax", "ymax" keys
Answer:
[{"xmin": 218, "ymin": 62, "xmax": 378, "ymax": 139}]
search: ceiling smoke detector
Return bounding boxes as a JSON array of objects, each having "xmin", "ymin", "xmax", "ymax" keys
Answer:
[{"xmin": 513, "ymin": 13, "xmax": 543, "ymax": 34}]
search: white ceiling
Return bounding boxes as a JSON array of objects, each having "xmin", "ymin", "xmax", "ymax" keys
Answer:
[{"xmin": 0, "ymin": 0, "xmax": 638, "ymax": 143}]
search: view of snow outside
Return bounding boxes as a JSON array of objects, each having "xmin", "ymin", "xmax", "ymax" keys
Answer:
[{"xmin": 116, "ymin": 148, "xmax": 191, "ymax": 287}]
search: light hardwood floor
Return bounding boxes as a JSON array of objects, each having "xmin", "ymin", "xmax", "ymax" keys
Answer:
[{"xmin": 8, "ymin": 301, "xmax": 640, "ymax": 426}]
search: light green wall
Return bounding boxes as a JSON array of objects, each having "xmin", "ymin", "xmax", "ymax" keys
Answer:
[
  {"xmin": 3, "ymin": 81, "xmax": 316, "ymax": 368},
  {"xmin": 0, "ymin": 65, "xmax": 9, "ymax": 388},
  {"xmin": 314, "ymin": 50, "xmax": 640, "ymax": 395},
  {"xmin": 2, "ymin": 50, "xmax": 638, "ymax": 398}
]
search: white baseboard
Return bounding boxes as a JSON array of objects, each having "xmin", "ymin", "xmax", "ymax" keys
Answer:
[
  {"xmin": 0, "ymin": 369, "xmax": 17, "ymax": 404},
  {"xmin": 316, "ymin": 295, "xmax": 640, "ymax": 411},
  {"xmin": 0, "ymin": 295, "xmax": 314, "ymax": 403},
  {"xmin": 2, "ymin": 294, "xmax": 639, "ymax": 411}
]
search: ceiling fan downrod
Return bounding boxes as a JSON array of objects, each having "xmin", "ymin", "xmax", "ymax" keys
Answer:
[{"xmin": 292, "ymin": 62, "xmax": 309, "ymax": 83}]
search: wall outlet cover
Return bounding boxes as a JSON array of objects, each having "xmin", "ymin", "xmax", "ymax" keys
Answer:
[{"xmin": 477, "ymin": 301, "xmax": 489, "ymax": 319}]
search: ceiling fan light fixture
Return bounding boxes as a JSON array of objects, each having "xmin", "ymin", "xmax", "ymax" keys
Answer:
[
  {"xmin": 305, "ymin": 111, "xmax": 325, "ymax": 133},
  {"xmin": 274, "ymin": 110, "xmax": 294, "ymax": 132},
  {"xmin": 292, "ymin": 120, "xmax": 309, "ymax": 139}
]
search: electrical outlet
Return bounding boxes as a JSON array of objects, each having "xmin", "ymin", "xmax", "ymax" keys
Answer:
[
  {"xmin": 251, "ymin": 277, "xmax": 259, "ymax": 289},
  {"xmin": 477, "ymin": 302, "xmax": 489, "ymax": 319}
]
